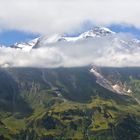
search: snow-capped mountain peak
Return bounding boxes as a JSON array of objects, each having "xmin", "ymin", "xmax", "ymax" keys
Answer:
[
  {"xmin": 79, "ymin": 30, "xmax": 97, "ymax": 38},
  {"xmin": 11, "ymin": 37, "xmax": 39, "ymax": 52},
  {"xmin": 2, "ymin": 26, "xmax": 140, "ymax": 52},
  {"xmin": 93, "ymin": 27, "xmax": 115, "ymax": 34},
  {"xmin": 36, "ymin": 27, "xmax": 116, "ymax": 46},
  {"xmin": 79, "ymin": 27, "xmax": 115, "ymax": 39}
]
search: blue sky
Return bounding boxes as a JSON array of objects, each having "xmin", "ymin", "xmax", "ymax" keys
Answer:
[
  {"xmin": 108, "ymin": 24, "xmax": 140, "ymax": 39},
  {"xmin": 0, "ymin": 30, "xmax": 39, "ymax": 46},
  {"xmin": 1, "ymin": 24, "xmax": 140, "ymax": 46}
]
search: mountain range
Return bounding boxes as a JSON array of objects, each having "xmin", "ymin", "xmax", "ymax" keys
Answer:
[
  {"xmin": 1, "ymin": 27, "xmax": 140, "ymax": 52},
  {"xmin": 0, "ymin": 27, "xmax": 140, "ymax": 140}
]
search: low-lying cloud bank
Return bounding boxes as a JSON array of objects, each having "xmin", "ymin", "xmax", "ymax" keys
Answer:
[{"xmin": 0, "ymin": 36, "xmax": 140, "ymax": 68}]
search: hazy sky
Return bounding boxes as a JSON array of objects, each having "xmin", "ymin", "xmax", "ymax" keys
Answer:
[{"xmin": 0, "ymin": 0, "xmax": 140, "ymax": 35}]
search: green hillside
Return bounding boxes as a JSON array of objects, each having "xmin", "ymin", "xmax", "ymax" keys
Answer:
[{"xmin": 0, "ymin": 67, "xmax": 140, "ymax": 140}]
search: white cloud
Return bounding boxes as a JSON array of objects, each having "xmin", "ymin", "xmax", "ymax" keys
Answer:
[
  {"xmin": 0, "ymin": 35, "xmax": 140, "ymax": 68},
  {"xmin": 0, "ymin": 0, "xmax": 140, "ymax": 68},
  {"xmin": 0, "ymin": 0, "xmax": 140, "ymax": 35}
]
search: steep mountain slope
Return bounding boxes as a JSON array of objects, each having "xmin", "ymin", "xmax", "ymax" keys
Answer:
[
  {"xmin": 0, "ymin": 67, "xmax": 140, "ymax": 140},
  {"xmin": 0, "ymin": 69, "xmax": 32, "ymax": 114},
  {"xmin": 90, "ymin": 67, "xmax": 131, "ymax": 95}
]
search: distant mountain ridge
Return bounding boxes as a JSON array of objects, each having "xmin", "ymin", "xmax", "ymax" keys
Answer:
[{"xmin": 1, "ymin": 26, "xmax": 140, "ymax": 52}]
